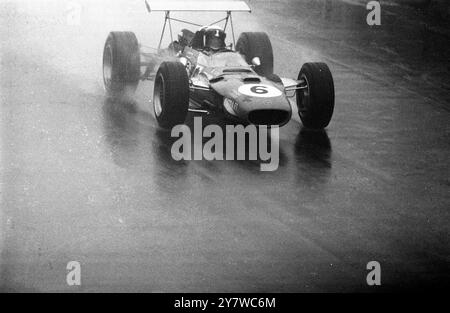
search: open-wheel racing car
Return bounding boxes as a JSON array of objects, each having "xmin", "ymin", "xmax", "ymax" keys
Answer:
[{"xmin": 102, "ymin": 1, "xmax": 335, "ymax": 129}]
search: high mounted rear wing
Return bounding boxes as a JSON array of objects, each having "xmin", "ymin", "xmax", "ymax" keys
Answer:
[
  {"xmin": 144, "ymin": 0, "xmax": 251, "ymax": 50},
  {"xmin": 145, "ymin": 1, "xmax": 251, "ymax": 12}
]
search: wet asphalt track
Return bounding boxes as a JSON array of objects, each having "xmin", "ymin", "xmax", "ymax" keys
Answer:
[{"xmin": 1, "ymin": 0, "xmax": 449, "ymax": 292}]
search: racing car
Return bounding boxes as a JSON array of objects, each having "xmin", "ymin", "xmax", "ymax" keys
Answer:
[{"xmin": 102, "ymin": 0, "xmax": 335, "ymax": 129}]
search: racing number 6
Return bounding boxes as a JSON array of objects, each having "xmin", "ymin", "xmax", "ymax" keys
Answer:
[
  {"xmin": 238, "ymin": 84, "xmax": 282, "ymax": 98},
  {"xmin": 250, "ymin": 85, "xmax": 269, "ymax": 94}
]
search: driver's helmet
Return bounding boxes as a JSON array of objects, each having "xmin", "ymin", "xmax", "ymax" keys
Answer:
[{"xmin": 203, "ymin": 26, "xmax": 226, "ymax": 51}]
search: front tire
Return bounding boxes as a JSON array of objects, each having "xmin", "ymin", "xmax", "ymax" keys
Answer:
[
  {"xmin": 103, "ymin": 31, "xmax": 140, "ymax": 96},
  {"xmin": 236, "ymin": 32, "xmax": 274, "ymax": 76},
  {"xmin": 296, "ymin": 62, "xmax": 335, "ymax": 129},
  {"xmin": 153, "ymin": 62, "xmax": 189, "ymax": 129}
]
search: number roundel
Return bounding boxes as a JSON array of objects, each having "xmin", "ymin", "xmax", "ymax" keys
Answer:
[{"xmin": 238, "ymin": 84, "xmax": 282, "ymax": 98}]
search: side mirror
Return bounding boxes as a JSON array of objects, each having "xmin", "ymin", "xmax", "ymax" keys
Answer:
[{"xmin": 251, "ymin": 57, "xmax": 261, "ymax": 67}]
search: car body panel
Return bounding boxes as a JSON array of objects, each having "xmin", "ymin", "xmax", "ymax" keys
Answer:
[
  {"xmin": 184, "ymin": 50, "xmax": 293, "ymax": 126},
  {"xmin": 210, "ymin": 75, "xmax": 291, "ymax": 124}
]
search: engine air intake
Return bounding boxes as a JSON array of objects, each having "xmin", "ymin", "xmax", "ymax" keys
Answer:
[{"xmin": 243, "ymin": 77, "xmax": 261, "ymax": 83}]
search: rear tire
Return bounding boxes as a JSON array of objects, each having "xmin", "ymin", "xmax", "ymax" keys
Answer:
[
  {"xmin": 153, "ymin": 62, "xmax": 189, "ymax": 129},
  {"xmin": 296, "ymin": 62, "xmax": 335, "ymax": 129},
  {"xmin": 103, "ymin": 31, "xmax": 140, "ymax": 96},
  {"xmin": 236, "ymin": 32, "xmax": 274, "ymax": 76}
]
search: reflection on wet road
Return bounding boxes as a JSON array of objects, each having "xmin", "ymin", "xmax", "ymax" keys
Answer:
[{"xmin": 1, "ymin": 0, "xmax": 449, "ymax": 292}]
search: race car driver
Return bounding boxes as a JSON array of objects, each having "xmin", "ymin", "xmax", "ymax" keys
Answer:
[{"xmin": 203, "ymin": 26, "xmax": 227, "ymax": 52}]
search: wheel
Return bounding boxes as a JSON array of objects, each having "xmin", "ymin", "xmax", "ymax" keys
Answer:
[
  {"xmin": 103, "ymin": 31, "xmax": 140, "ymax": 96},
  {"xmin": 235, "ymin": 32, "xmax": 274, "ymax": 76},
  {"xmin": 153, "ymin": 61, "xmax": 189, "ymax": 129},
  {"xmin": 296, "ymin": 62, "xmax": 335, "ymax": 129}
]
